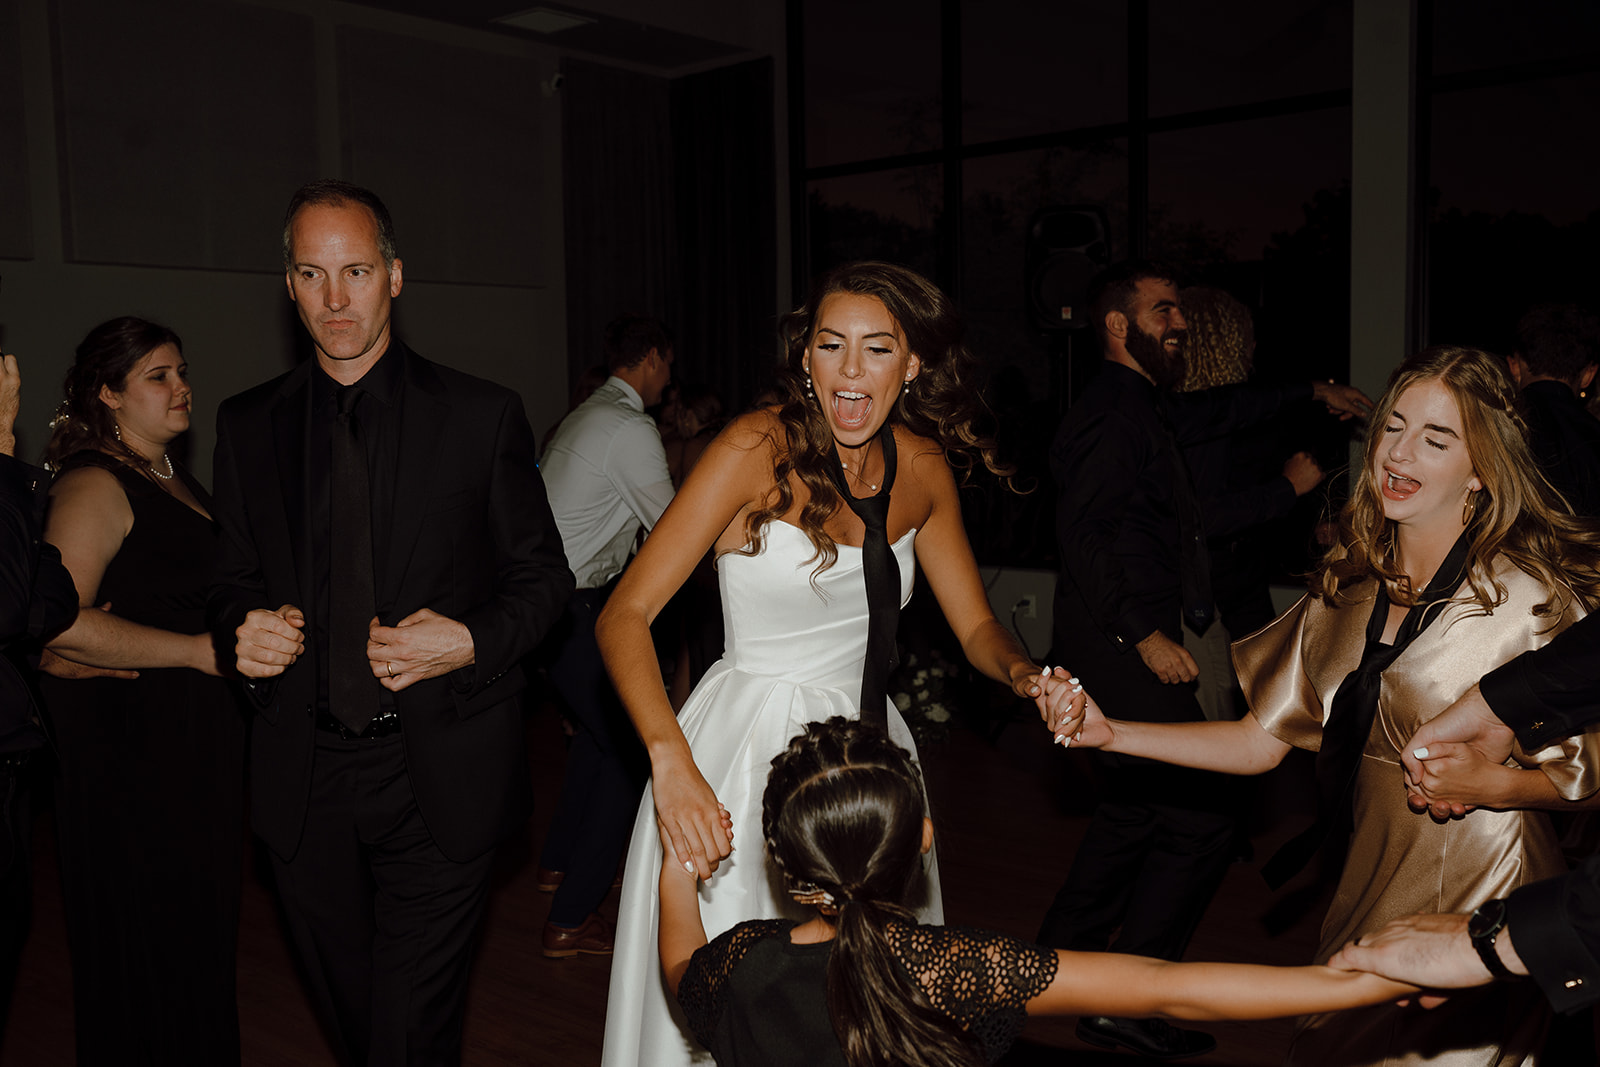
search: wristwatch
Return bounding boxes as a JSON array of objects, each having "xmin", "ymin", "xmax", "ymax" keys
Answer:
[{"xmin": 1468, "ymin": 898, "xmax": 1514, "ymax": 980}]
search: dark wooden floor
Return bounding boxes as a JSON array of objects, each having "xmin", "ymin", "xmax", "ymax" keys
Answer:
[{"xmin": 0, "ymin": 693, "xmax": 1332, "ymax": 1066}]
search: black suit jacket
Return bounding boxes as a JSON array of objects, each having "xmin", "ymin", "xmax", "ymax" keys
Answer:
[
  {"xmin": 208, "ymin": 342, "xmax": 573, "ymax": 863},
  {"xmin": 1473, "ymin": 612, "xmax": 1600, "ymax": 1011},
  {"xmin": 0, "ymin": 454, "xmax": 76, "ymax": 755},
  {"xmin": 1050, "ymin": 362, "xmax": 1306, "ymax": 657}
]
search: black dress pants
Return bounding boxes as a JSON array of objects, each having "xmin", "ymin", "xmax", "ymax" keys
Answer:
[
  {"xmin": 1040, "ymin": 610, "xmax": 1238, "ymax": 960},
  {"xmin": 271, "ymin": 731, "xmax": 495, "ymax": 1067},
  {"xmin": 539, "ymin": 588, "xmax": 648, "ymax": 927}
]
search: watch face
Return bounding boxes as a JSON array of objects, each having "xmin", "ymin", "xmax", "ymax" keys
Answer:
[{"xmin": 1470, "ymin": 898, "xmax": 1507, "ymax": 938}]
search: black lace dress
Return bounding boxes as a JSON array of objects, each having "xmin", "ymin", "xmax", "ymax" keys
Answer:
[
  {"xmin": 677, "ymin": 919, "xmax": 1058, "ymax": 1065},
  {"xmin": 39, "ymin": 452, "xmax": 246, "ymax": 1066}
]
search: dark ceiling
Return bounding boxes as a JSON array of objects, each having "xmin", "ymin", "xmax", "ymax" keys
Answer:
[{"xmin": 343, "ymin": 0, "xmax": 751, "ymax": 74}]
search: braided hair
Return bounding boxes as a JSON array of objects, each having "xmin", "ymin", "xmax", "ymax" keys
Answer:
[
  {"xmin": 1313, "ymin": 345, "xmax": 1600, "ymax": 615},
  {"xmin": 762, "ymin": 717, "xmax": 981, "ymax": 1067}
]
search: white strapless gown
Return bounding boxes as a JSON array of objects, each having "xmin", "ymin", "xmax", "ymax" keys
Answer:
[{"xmin": 600, "ymin": 521, "xmax": 943, "ymax": 1067}]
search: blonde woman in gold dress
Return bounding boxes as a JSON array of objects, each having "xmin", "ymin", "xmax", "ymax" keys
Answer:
[{"xmin": 1048, "ymin": 346, "xmax": 1600, "ymax": 1066}]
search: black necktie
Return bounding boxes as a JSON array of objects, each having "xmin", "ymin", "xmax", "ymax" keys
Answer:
[
  {"xmin": 1156, "ymin": 399, "xmax": 1214, "ymax": 635},
  {"xmin": 330, "ymin": 385, "xmax": 379, "ymax": 734},
  {"xmin": 1261, "ymin": 529, "xmax": 1474, "ymax": 888},
  {"xmin": 826, "ymin": 425, "xmax": 900, "ymax": 731}
]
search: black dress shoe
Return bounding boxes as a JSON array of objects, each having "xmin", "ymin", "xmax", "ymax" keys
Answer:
[{"xmin": 1075, "ymin": 1016, "xmax": 1217, "ymax": 1059}]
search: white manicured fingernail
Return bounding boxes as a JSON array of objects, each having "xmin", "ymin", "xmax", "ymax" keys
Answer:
[
  {"xmin": 685, "ymin": 861, "xmax": 695, "ymax": 873},
  {"xmin": 1069, "ymin": 677, "xmax": 1080, "ymax": 685},
  {"xmin": 1412, "ymin": 747, "xmax": 1429, "ymax": 759}
]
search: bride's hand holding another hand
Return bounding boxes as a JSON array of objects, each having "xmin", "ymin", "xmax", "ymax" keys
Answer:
[
  {"xmin": 1035, "ymin": 669, "xmax": 1114, "ymax": 750},
  {"xmin": 652, "ymin": 749, "xmax": 734, "ymax": 880}
]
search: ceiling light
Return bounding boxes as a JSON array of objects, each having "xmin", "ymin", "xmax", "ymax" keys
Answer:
[{"xmin": 496, "ymin": 7, "xmax": 596, "ymax": 34}]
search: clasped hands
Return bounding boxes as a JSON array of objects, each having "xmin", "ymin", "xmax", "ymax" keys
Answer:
[
  {"xmin": 1398, "ymin": 685, "xmax": 1519, "ymax": 821},
  {"xmin": 234, "ymin": 605, "xmax": 473, "ymax": 691},
  {"xmin": 1032, "ymin": 664, "xmax": 1115, "ymax": 750}
]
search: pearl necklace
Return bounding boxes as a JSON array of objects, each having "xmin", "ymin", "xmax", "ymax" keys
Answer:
[
  {"xmin": 113, "ymin": 422, "xmax": 174, "ymax": 480},
  {"xmin": 839, "ymin": 442, "xmax": 880, "ymax": 493}
]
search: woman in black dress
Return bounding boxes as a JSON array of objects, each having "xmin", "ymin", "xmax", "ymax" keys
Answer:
[{"xmin": 40, "ymin": 317, "xmax": 244, "ymax": 1066}]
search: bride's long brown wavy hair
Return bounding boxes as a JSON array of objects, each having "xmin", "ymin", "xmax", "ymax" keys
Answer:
[
  {"xmin": 740, "ymin": 261, "xmax": 1012, "ymax": 572},
  {"xmin": 1312, "ymin": 345, "xmax": 1600, "ymax": 617}
]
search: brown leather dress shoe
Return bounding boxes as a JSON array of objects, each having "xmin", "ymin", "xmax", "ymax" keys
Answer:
[{"xmin": 542, "ymin": 913, "xmax": 615, "ymax": 959}]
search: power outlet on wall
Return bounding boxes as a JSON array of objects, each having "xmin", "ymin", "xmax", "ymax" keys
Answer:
[{"xmin": 1015, "ymin": 595, "xmax": 1037, "ymax": 619}]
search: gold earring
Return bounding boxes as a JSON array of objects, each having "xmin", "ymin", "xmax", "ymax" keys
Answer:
[{"xmin": 1462, "ymin": 490, "xmax": 1478, "ymax": 526}]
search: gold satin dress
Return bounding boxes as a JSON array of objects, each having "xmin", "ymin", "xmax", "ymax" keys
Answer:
[{"xmin": 1234, "ymin": 558, "xmax": 1596, "ymax": 1067}]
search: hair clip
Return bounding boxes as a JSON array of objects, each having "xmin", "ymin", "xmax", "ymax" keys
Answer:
[{"xmin": 790, "ymin": 882, "xmax": 839, "ymax": 915}]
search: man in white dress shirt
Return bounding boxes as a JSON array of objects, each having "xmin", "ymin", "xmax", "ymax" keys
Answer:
[{"xmin": 536, "ymin": 315, "xmax": 676, "ymax": 956}]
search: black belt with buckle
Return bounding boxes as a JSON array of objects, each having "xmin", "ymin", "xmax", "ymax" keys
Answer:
[{"xmin": 315, "ymin": 709, "xmax": 402, "ymax": 740}]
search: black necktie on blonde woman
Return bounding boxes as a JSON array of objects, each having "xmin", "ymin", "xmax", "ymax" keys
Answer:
[{"xmin": 826, "ymin": 423, "xmax": 899, "ymax": 731}]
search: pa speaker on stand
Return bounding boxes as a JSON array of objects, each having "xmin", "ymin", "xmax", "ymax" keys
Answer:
[{"xmin": 1026, "ymin": 206, "xmax": 1111, "ymax": 414}]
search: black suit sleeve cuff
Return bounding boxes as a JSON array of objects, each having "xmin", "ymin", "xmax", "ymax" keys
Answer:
[
  {"xmin": 1481, "ymin": 650, "xmax": 1562, "ymax": 751},
  {"xmin": 1507, "ymin": 865, "xmax": 1600, "ymax": 1013}
]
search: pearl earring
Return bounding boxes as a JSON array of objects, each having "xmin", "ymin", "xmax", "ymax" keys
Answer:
[{"xmin": 805, "ymin": 375, "xmax": 814, "ymax": 399}]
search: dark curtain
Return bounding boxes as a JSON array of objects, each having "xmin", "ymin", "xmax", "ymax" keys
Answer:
[
  {"xmin": 671, "ymin": 59, "xmax": 778, "ymax": 410},
  {"xmin": 563, "ymin": 57, "xmax": 777, "ymax": 411},
  {"xmin": 562, "ymin": 59, "xmax": 677, "ymax": 386}
]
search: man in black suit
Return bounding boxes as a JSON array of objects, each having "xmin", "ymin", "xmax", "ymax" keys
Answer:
[
  {"xmin": 0, "ymin": 352, "xmax": 77, "ymax": 1038},
  {"xmin": 1331, "ymin": 612, "xmax": 1600, "ymax": 1012},
  {"xmin": 1042, "ymin": 261, "xmax": 1370, "ymax": 1059},
  {"xmin": 208, "ymin": 180, "xmax": 573, "ymax": 1065}
]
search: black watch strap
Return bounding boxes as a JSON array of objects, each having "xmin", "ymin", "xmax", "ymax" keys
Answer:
[{"xmin": 1469, "ymin": 898, "xmax": 1514, "ymax": 980}]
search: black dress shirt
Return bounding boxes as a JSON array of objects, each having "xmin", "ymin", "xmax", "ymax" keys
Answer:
[
  {"xmin": 1052, "ymin": 361, "xmax": 1308, "ymax": 650},
  {"xmin": 1476, "ymin": 611, "xmax": 1600, "ymax": 1012}
]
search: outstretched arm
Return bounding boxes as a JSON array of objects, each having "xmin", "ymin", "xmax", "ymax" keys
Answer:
[
  {"xmin": 1328, "ymin": 912, "xmax": 1523, "ymax": 995},
  {"xmin": 597, "ymin": 414, "xmax": 772, "ymax": 879},
  {"xmin": 1044, "ymin": 689, "xmax": 1292, "ymax": 775},
  {"xmin": 909, "ymin": 445, "xmax": 1053, "ymax": 701},
  {"xmin": 1032, "ymin": 950, "xmax": 1415, "ymax": 1020},
  {"xmin": 656, "ymin": 815, "xmax": 731, "ymax": 998}
]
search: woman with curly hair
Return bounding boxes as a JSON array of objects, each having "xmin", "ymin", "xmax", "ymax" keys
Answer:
[
  {"xmin": 39, "ymin": 316, "xmax": 244, "ymax": 1065},
  {"xmin": 1049, "ymin": 345, "xmax": 1600, "ymax": 1066},
  {"xmin": 658, "ymin": 718, "xmax": 1414, "ymax": 1067},
  {"xmin": 598, "ymin": 262, "xmax": 1077, "ymax": 1066}
]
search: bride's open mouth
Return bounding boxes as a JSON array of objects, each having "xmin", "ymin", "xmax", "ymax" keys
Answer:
[{"xmin": 832, "ymin": 390, "xmax": 872, "ymax": 431}]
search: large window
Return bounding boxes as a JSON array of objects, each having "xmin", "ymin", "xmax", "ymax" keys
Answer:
[{"xmin": 794, "ymin": 0, "xmax": 1363, "ymax": 565}]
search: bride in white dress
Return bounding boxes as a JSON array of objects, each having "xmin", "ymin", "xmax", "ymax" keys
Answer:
[{"xmin": 596, "ymin": 262, "xmax": 1078, "ymax": 1066}]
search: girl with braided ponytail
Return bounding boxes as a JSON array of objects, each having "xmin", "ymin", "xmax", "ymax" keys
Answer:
[
  {"xmin": 658, "ymin": 717, "xmax": 1416, "ymax": 1067},
  {"xmin": 1048, "ymin": 347, "xmax": 1600, "ymax": 1067}
]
